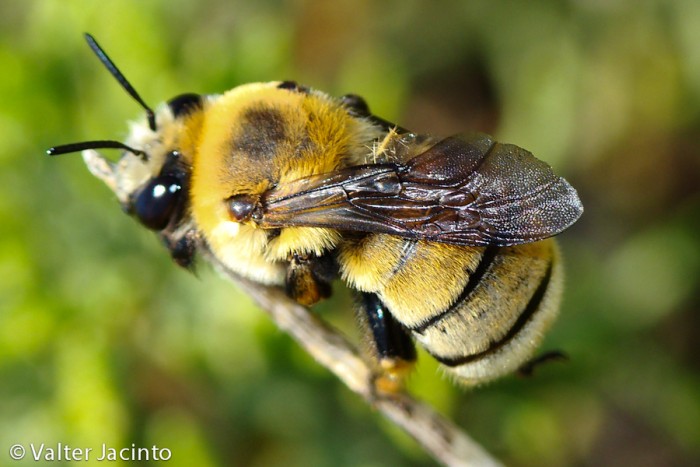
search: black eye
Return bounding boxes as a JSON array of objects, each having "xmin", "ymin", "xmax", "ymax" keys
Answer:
[
  {"xmin": 134, "ymin": 176, "xmax": 183, "ymax": 230},
  {"xmin": 167, "ymin": 93, "xmax": 203, "ymax": 118}
]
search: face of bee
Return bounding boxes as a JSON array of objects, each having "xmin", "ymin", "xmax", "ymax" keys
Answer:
[
  {"xmin": 69, "ymin": 91, "xmax": 208, "ymax": 268},
  {"xmin": 49, "ymin": 34, "xmax": 583, "ymax": 388}
]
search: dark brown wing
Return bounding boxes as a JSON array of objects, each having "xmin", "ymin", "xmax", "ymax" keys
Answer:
[{"xmin": 258, "ymin": 133, "xmax": 583, "ymax": 246}]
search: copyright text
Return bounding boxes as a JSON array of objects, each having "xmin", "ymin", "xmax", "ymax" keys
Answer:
[{"xmin": 8, "ymin": 443, "xmax": 172, "ymax": 462}]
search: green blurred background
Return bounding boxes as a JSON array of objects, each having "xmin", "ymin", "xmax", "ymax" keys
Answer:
[{"xmin": 2, "ymin": 0, "xmax": 699, "ymax": 465}]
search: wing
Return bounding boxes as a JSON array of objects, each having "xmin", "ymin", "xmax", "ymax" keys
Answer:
[{"xmin": 258, "ymin": 133, "xmax": 583, "ymax": 246}]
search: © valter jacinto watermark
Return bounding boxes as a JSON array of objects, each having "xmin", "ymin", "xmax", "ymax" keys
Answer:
[{"xmin": 9, "ymin": 443, "xmax": 172, "ymax": 462}]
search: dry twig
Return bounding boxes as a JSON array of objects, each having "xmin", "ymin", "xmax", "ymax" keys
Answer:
[{"xmin": 203, "ymin": 249, "xmax": 503, "ymax": 467}]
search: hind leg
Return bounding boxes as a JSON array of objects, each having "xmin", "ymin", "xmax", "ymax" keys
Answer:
[{"xmin": 358, "ymin": 292, "xmax": 417, "ymax": 393}]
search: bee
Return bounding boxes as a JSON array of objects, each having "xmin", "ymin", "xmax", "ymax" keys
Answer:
[{"xmin": 49, "ymin": 34, "xmax": 583, "ymax": 388}]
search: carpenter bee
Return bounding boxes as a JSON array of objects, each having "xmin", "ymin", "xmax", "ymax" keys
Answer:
[{"xmin": 49, "ymin": 34, "xmax": 583, "ymax": 388}]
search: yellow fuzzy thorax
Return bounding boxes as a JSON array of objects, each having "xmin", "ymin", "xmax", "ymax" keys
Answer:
[{"xmin": 189, "ymin": 82, "xmax": 380, "ymax": 282}]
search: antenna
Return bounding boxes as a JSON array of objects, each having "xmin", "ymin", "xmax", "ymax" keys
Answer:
[
  {"xmin": 84, "ymin": 33, "xmax": 157, "ymax": 131},
  {"xmin": 47, "ymin": 140, "xmax": 146, "ymax": 159}
]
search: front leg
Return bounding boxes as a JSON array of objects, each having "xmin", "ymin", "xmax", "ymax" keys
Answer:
[{"xmin": 285, "ymin": 252, "xmax": 337, "ymax": 306}]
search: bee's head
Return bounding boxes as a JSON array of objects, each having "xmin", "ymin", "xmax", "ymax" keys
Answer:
[{"xmin": 47, "ymin": 34, "xmax": 202, "ymax": 268}]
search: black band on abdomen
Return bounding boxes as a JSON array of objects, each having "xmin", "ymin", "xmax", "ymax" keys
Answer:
[
  {"xmin": 409, "ymin": 245, "xmax": 499, "ymax": 334},
  {"xmin": 432, "ymin": 259, "xmax": 553, "ymax": 367}
]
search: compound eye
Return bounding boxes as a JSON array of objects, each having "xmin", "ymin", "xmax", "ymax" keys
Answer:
[{"xmin": 134, "ymin": 176, "xmax": 182, "ymax": 230}]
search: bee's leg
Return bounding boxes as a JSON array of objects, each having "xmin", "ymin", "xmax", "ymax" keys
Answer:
[
  {"xmin": 161, "ymin": 227, "xmax": 198, "ymax": 270},
  {"xmin": 358, "ymin": 292, "xmax": 417, "ymax": 393},
  {"xmin": 517, "ymin": 350, "xmax": 569, "ymax": 378},
  {"xmin": 285, "ymin": 252, "xmax": 337, "ymax": 306}
]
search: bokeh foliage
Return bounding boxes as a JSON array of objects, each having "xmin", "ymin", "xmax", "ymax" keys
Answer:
[{"xmin": 1, "ymin": 0, "xmax": 699, "ymax": 465}]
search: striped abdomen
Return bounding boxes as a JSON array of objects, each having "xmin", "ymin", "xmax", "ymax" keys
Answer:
[{"xmin": 339, "ymin": 234, "xmax": 562, "ymax": 385}]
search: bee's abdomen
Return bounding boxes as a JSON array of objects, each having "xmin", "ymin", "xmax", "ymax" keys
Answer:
[
  {"xmin": 422, "ymin": 257, "xmax": 553, "ymax": 366},
  {"xmin": 419, "ymin": 240, "xmax": 560, "ymax": 384},
  {"xmin": 340, "ymin": 235, "xmax": 562, "ymax": 385}
]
